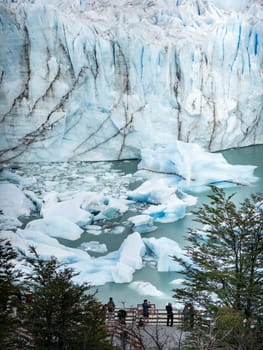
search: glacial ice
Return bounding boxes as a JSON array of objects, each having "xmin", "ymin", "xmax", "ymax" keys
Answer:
[
  {"xmin": 25, "ymin": 216, "xmax": 84, "ymax": 240},
  {"xmin": 128, "ymin": 214, "xmax": 158, "ymax": 233},
  {"xmin": 0, "ymin": 0, "xmax": 261, "ymax": 307},
  {"xmin": 143, "ymin": 237, "xmax": 187, "ymax": 272},
  {"xmin": 0, "ymin": 0, "xmax": 262, "ymax": 162},
  {"xmin": 0, "ymin": 183, "xmax": 36, "ymax": 219},
  {"xmin": 41, "ymin": 194, "xmax": 94, "ymax": 228},
  {"xmin": 128, "ymin": 141, "xmax": 257, "ymax": 222},
  {"xmin": 79, "ymin": 241, "xmax": 108, "ymax": 254},
  {"xmin": 0, "ymin": 139, "xmax": 258, "ymax": 289},
  {"xmin": 129, "ymin": 281, "xmax": 166, "ymax": 298}
]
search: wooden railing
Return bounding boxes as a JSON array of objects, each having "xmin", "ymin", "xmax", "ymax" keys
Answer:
[
  {"xmin": 105, "ymin": 306, "xmax": 191, "ymax": 349},
  {"xmin": 106, "ymin": 305, "xmax": 186, "ymax": 326}
]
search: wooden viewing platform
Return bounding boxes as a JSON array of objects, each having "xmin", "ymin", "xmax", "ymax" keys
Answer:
[
  {"xmin": 105, "ymin": 305, "xmax": 195, "ymax": 349},
  {"xmin": 106, "ymin": 305, "xmax": 187, "ymax": 326}
]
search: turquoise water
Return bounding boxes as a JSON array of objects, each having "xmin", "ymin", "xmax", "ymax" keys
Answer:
[
  {"xmin": 9, "ymin": 145, "xmax": 263, "ymax": 309},
  {"xmin": 96, "ymin": 145, "xmax": 263, "ymax": 308}
]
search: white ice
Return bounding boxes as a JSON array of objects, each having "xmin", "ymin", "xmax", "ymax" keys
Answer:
[
  {"xmin": 0, "ymin": 140, "xmax": 258, "ymax": 290},
  {"xmin": 143, "ymin": 237, "xmax": 187, "ymax": 272},
  {"xmin": 128, "ymin": 141, "xmax": 257, "ymax": 222},
  {"xmin": 128, "ymin": 215, "xmax": 157, "ymax": 233},
  {"xmin": 0, "ymin": 0, "xmax": 262, "ymax": 162},
  {"xmin": 25, "ymin": 216, "xmax": 84, "ymax": 240},
  {"xmin": 129, "ymin": 281, "xmax": 166, "ymax": 298},
  {"xmin": 79, "ymin": 241, "xmax": 108, "ymax": 254},
  {"xmin": 0, "ymin": 183, "xmax": 36, "ymax": 220}
]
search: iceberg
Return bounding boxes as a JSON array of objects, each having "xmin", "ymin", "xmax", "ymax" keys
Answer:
[
  {"xmin": 0, "ymin": 183, "xmax": 36, "ymax": 219},
  {"xmin": 129, "ymin": 281, "xmax": 166, "ymax": 298},
  {"xmin": 41, "ymin": 195, "xmax": 93, "ymax": 228},
  {"xmin": 128, "ymin": 214, "xmax": 157, "ymax": 233},
  {"xmin": 127, "ymin": 141, "xmax": 257, "ymax": 222},
  {"xmin": 25, "ymin": 216, "xmax": 84, "ymax": 240},
  {"xmin": 79, "ymin": 241, "xmax": 107, "ymax": 254},
  {"xmin": 143, "ymin": 237, "xmax": 188, "ymax": 272},
  {"xmin": 0, "ymin": 140, "xmax": 259, "ymax": 304}
]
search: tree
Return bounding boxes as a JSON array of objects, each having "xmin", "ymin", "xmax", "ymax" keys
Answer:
[
  {"xmin": 172, "ymin": 187, "xmax": 263, "ymax": 349},
  {"xmin": 22, "ymin": 246, "xmax": 114, "ymax": 350},
  {"xmin": 173, "ymin": 187, "xmax": 263, "ymax": 319},
  {"xmin": 0, "ymin": 239, "xmax": 24, "ymax": 349}
]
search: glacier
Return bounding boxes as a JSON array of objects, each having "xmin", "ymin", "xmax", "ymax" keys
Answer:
[{"xmin": 0, "ymin": 0, "xmax": 262, "ymax": 162}]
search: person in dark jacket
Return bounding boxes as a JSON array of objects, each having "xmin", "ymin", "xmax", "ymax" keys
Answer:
[
  {"xmin": 142, "ymin": 299, "xmax": 151, "ymax": 323},
  {"xmin": 166, "ymin": 302, "xmax": 173, "ymax": 326},
  {"xmin": 107, "ymin": 297, "xmax": 115, "ymax": 319}
]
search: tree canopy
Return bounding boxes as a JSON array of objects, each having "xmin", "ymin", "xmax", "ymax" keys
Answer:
[
  {"xmin": 0, "ymin": 241, "xmax": 114, "ymax": 350},
  {"xmin": 173, "ymin": 187, "xmax": 263, "ymax": 318},
  {"xmin": 0, "ymin": 239, "xmax": 24, "ymax": 349},
  {"xmin": 22, "ymin": 246, "xmax": 114, "ymax": 350}
]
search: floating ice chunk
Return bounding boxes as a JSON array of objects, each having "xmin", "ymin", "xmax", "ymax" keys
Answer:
[
  {"xmin": 41, "ymin": 190, "xmax": 130, "ymax": 227},
  {"xmin": 80, "ymin": 241, "xmax": 107, "ymax": 253},
  {"xmin": 143, "ymin": 193, "xmax": 190, "ymax": 223},
  {"xmin": 111, "ymin": 263, "xmax": 136, "ymax": 284},
  {"xmin": 41, "ymin": 195, "xmax": 93, "ymax": 228},
  {"xmin": 25, "ymin": 216, "xmax": 83, "ymax": 240},
  {"xmin": 128, "ymin": 141, "xmax": 257, "ymax": 222},
  {"xmin": 81, "ymin": 192, "xmax": 131, "ymax": 215},
  {"xmin": 128, "ymin": 214, "xmax": 157, "ymax": 233},
  {"xmin": 74, "ymin": 232, "xmax": 146, "ymax": 284},
  {"xmin": 0, "ymin": 216, "xmax": 22, "ymax": 231},
  {"xmin": 169, "ymin": 278, "xmax": 185, "ymax": 285},
  {"xmin": 129, "ymin": 281, "xmax": 165, "ymax": 297},
  {"xmin": 143, "ymin": 237, "xmax": 186, "ymax": 272},
  {"xmin": 119, "ymin": 232, "xmax": 146, "ymax": 270},
  {"xmin": 128, "ymin": 178, "xmax": 196, "ymax": 223},
  {"xmin": 136, "ymin": 141, "xmax": 257, "ymax": 187},
  {"xmin": 110, "ymin": 226, "xmax": 125, "ymax": 234},
  {"xmin": 5, "ymin": 229, "xmax": 90, "ymax": 264},
  {"xmin": 0, "ymin": 169, "xmax": 36, "ymax": 187},
  {"xmin": 24, "ymin": 190, "xmax": 42, "ymax": 210},
  {"xmin": 84, "ymin": 224, "xmax": 102, "ymax": 235},
  {"xmin": 81, "ymin": 192, "xmax": 110, "ymax": 214},
  {"xmin": 127, "ymin": 179, "xmax": 179, "ymax": 204},
  {"xmin": 93, "ymin": 207, "xmax": 120, "ymax": 221},
  {"xmin": 0, "ymin": 183, "xmax": 36, "ymax": 219}
]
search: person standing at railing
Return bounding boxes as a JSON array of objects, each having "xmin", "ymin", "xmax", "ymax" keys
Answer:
[
  {"xmin": 107, "ymin": 297, "xmax": 115, "ymax": 320},
  {"xmin": 166, "ymin": 302, "xmax": 174, "ymax": 327},
  {"xmin": 182, "ymin": 303, "xmax": 195, "ymax": 329},
  {"xmin": 142, "ymin": 299, "xmax": 151, "ymax": 323}
]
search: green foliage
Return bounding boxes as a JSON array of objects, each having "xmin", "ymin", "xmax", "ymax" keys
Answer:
[
  {"xmin": 22, "ymin": 246, "xmax": 114, "ymax": 350},
  {"xmin": 216, "ymin": 306, "xmax": 241, "ymax": 332},
  {"xmin": 173, "ymin": 187, "xmax": 263, "ymax": 319},
  {"xmin": 0, "ymin": 239, "xmax": 24, "ymax": 350}
]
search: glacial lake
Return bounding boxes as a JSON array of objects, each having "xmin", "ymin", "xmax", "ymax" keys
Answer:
[{"xmin": 13, "ymin": 145, "xmax": 263, "ymax": 309}]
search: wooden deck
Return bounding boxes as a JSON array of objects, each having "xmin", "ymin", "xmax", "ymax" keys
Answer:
[
  {"xmin": 106, "ymin": 305, "xmax": 186, "ymax": 326},
  {"xmin": 105, "ymin": 306, "xmax": 191, "ymax": 349}
]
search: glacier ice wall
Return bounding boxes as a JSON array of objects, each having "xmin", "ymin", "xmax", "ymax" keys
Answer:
[{"xmin": 0, "ymin": 0, "xmax": 262, "ymax": 162}]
